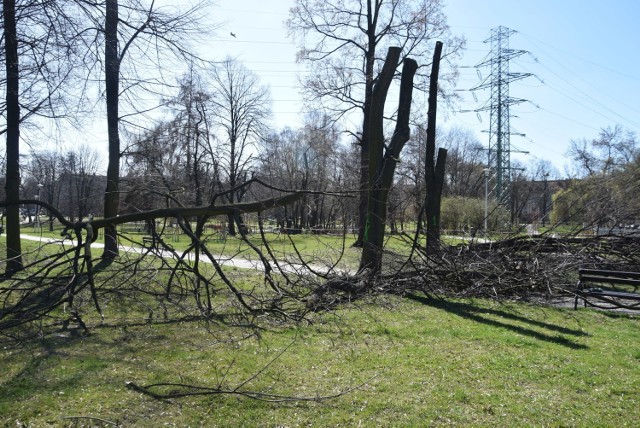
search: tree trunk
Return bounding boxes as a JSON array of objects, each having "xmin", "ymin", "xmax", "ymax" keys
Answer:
[
  {"xmin": 102, "ymin": 0, "xmax": 120, "ymax": 258},
  {"xmin": 3, "ymin": 0, "xmax": 23, "ymax": 274},
  {"xmin": 359, "ymin": 47, "xmax": 418, "ymax": 274},
  {"xmin": 425, "ymin": 148, "xmax": 447, "ymax": 251},
  {"xmin": 424, "ymin": 42, "xmax": 447, "ymax": 253},
  {"xmin": 354, "ymin": 12, "xmax": 379, "ymax": 248},
  {"xmin": 226, "ymin": 212, "xmax": 236, "ymax": 236}
]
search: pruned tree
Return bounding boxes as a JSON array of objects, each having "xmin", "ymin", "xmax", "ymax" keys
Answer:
[
  {"xmin": 400, "ymin": 126, "xmax": 483, "ymax": 229},
  {"xmin": 423, "ymin": 41, "xmax": 446, "ymax": 252},
  {"xmin": 287, "ymin": 0, "xmax": 464, "ymax": 246},
  {"xmin": 359, "ymin": 47, "xmax": 417, "ymax": 274}
]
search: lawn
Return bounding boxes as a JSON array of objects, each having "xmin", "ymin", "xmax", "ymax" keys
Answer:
[
  {"xmin": 18, "ymin": 222, "xmax": 388, "ymax": 271},
  {"xmin": 1, "ymin": 294, "xmax": 638, "ymax": 426},
  {"xmin": 16, "ymin": 220, "xmax": 533, "ymax": 273}
]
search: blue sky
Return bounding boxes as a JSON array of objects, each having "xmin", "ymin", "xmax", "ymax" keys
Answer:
[
  {"xmin": 445, "ymin": 0, "xmax": 640, "ymax": 174},
  {"xmin": 173, "ymin": 1, "xmax": 640, "ymax": 176}
]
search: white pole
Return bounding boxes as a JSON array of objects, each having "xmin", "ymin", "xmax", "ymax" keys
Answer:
[{"xmin": 484, "ymin": 168, "xmax": 489, "ymax": 233}]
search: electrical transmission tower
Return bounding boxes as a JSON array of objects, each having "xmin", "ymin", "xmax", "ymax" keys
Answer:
[{"xmin": 473, "ymin": 26, "xmax": 531, "ymax": 205}]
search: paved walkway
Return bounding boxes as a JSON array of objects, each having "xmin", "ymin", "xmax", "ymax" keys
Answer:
[{"xmin": 19, "ymin": 233, "xmax": 339, "ymax": 275}]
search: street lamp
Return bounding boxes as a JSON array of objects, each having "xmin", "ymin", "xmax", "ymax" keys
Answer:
[
  {"xmin": 542, "ymin": 173, "xmax": 549, "ymax": 227},
  {"xmin": 35, "ymin": 183, "xmax": 43, "ymax": 231},
  {"xmin": 483, "ymin": 168, "xmax": 490, "ymax": 233},
  {"xmin": 34, "ymin": 194, "xmax": 39, "ymax": 231}
]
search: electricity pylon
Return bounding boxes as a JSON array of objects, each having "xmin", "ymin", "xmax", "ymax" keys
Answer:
[{"xmin": 472, "ymin": 26, "xmax": 531, "ymax": 205}]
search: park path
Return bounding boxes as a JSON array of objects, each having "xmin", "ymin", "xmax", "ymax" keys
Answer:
[{"xmin": 19, "ymin": 233, "xmax": 341, "ymax": 276}]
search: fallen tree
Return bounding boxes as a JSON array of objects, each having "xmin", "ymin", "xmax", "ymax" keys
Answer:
[{"xmin": 0, "ymin": 179, "xmax": 323, "ymax": 333}]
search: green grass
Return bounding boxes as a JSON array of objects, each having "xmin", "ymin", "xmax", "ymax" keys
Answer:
[
  {"xmin": 19, "ymin": 222, "xmax": 440, "ymax": 269},
  {"xmin": 19, "ymin": 221, "xmax": 517, "ymax": 278},
  {"xmin": 20, "ymin": 223, "xmax": 365, "ymax": 270},
  {"xmin": 1, "ymin": 294, "xmax": 638, "ymax": 426}
]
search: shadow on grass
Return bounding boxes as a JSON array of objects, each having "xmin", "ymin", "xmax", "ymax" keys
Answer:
[
  {"xmin": 0, "ymin": 333, "xmax": 123, "ymax": 412},
  {"xmin": 406, "ymin": 293, "xmax": 589, "ymax": 350}
]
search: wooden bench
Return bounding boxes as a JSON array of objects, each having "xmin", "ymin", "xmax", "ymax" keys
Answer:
[{"xmin": 574, "ymin": 268, "xmax": 640, "ymax": 310}]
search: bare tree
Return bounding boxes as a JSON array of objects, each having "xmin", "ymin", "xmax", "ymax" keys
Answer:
[
  {"xmin": 169, "ymin": 70, "xmax": 217, "ymax": 207},
  {"xmin": 27, "ymin": 151, "xmax": 63, "ymax": 231},
  {"xmin": 260, "ymin": 127, "xmax": 308, "ymax": 228},
  {"xmin": 287, "ymin": 0, "xmax": 464, "ymax": 246},
  {"xmin": 438, "ymin": 127, "xmax": 485, "ymax": 198},
  {"xmin": 592, "ymin": 125, "xmax": 637, "ymax": 174},
  {"xmin": 3, "ymin": 0, "xmax": 22, "ymax": 273},
  {"xmin": 557, "ymin": 128, "xmax": 639, "ymax": 231},
  {"xmin": 123, "ymin": 120, "xmax": 187, "ymax": 212},
  {"xmin": 60, "ymin": 145, "xmax": 102, "ymax": 222},
  {"xmin": 568, "ymin": 125, "xmax": 638, "ymax": 177},
  {"xmin": 259, "ymin": 115, "xmax": 342, "ymax": 231},
  {"xmin": 123, "ymin": 71, "xmax": 218, "ymax": 212},
  {"xmin": 2, "ymin": 0, "xmax": 90, "ymax": 272},
  {"xmin": 71, "ymin": 0, "xmax": 212, "ymax": 258},
  {"xmin": 100, "ymin": 0, "xmax": 121, "ymax": 257},
  {"xmin": 209, "ymin": 57, "xmax": 271, "ymax": 236},
  {"xmin": 301, "ymin": 112, "xmax": 341, "ymax": 229}
]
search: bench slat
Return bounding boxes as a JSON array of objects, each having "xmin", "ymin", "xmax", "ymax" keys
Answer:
[
  {"xmin": 578, "ymin": 295, "xmax": 640, "ymax": 310},
  {"xmin": 575, "ymin": 268, "xmax": 640, "ymax": 310},
  {"xmin": 579, "ymin": 269, "xmax": 640, "ymax": 280},
  {"xmin": 579, "ymin": 275, "xmax": 640, "ymax": 287},
  {"xmin": 581, "ymin": 289, "xmax": 640, "ymax": 300}
]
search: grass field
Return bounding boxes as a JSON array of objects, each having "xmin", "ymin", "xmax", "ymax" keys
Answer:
[
  {"xmin": 1, "ymin": 294, "xmax": 638, "ymax": 426},
  {"xmin": 17, "ymin": 222, "xmax": 401, "ymax": 271},
  {"xmin": 2, "ymin": 223, "xmax": 638, "ymax": 426}
]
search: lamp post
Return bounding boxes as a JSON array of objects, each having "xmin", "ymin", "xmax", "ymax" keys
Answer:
[
  {"xmin": 34, "ymin": 194, "xmax": 39, "ymax": 232},
  {"xmin": 483, "ymin": 168, "xmax": 490, "ymax": 233},
  {"xmin": 35, "ymin": 183, "xmax": 43, "ymax": 232},
  {"xmin": 542, "ymin": 173, "xmax": 549, "ymax": 227}
]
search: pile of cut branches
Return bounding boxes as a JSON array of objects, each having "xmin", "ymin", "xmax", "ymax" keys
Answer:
[{"xmin": 307, "ymin": 235, "xmax": 640, "ymax": 310}]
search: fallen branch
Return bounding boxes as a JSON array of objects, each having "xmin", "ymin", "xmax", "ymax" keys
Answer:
[
  {"xmin": 125, "ymin": 338, "xmax": 381, "ymax": 402},
  {"xmin": 125, "ymin": 373, "xmax": 380, "ymax": 403},
  {"xmin": 60, "ymin": 416, "xmax": 118, "ymax": 426}
]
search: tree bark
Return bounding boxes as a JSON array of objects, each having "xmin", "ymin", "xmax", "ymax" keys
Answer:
[
  {"xmin": 102, "ymin": 0, "xmax": 120, "ymax": 258},
  {"xmin": 359, "ymin": 47, "xmax": 418, "ymax": 274},
  {"xmin": 3, "ymin": 0, "xmax": 23, "ymax": 274},
  {"xmin": 354, "ymin": 1, "xmax": 381, "ymax": 247},
  {"xmin": 424, "ymin": 41, "xmax": 447, "ymax": 253}
]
